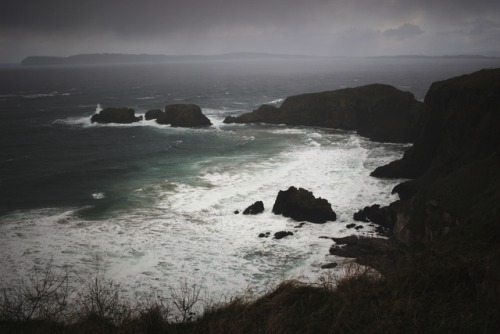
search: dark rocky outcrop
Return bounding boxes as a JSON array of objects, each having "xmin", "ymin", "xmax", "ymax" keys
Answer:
[
  {"xmin": 353, "ymin": 204, "xmax": 397, "ymax": 231},
  {"xmin": 321, "ymin": 262, "xmax": 338, "ymax": 269},
  {"xmin": 90, "ymin": 107, "xmax": 143, "ymax": 124},
  {"xmin": 224, "ymin": 84, "xmax": 423, "ymax": 143},
  {"xmin": 274, "ymin": 231, "xmax": 294, "ymax": 240},
  {"xmin": 272, "ymin": 186, "xmax": 336, "ymax": 224},
  {"xmin": 145, "ymin": 109, "xmax": 164, "ymax": 120},
  {"xmin": 369, "ymin": 69, "xmax": 500, "ymax": 247},
  {"xmin": 243, "ymin": 201, "xmax": 264, "ymax": 215},
  {"xmin": 157, "ymin": 104, "xmax": 212, "ymax": 127},
  {"xmin": 224, "ymin": 104, "xmax": 280, "ymax": 124},
  {"xmin": 372, "ymin": 69, "xmax": 500, "ymax": 180},
  {"xmin": 329, "ymin": 235, "xmax": 398, "ymax": 273}
]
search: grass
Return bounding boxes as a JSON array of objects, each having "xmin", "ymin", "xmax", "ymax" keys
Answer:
[{"xmin": 1, "ymin": 249, "xmax": 498, "ymax": 333}]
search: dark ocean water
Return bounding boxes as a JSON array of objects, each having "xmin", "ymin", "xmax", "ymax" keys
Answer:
[{"xmin": 1, "ymin": 57, "xmax": 499, "ymax": 299}]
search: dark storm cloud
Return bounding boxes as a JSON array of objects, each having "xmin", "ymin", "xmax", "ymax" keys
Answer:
[
  {"xmin": 1, "ymin": 0, "xmax": 500, "ymax": 62},
  {"xmin": 0, "ymin": 0, "xmax": 320, "ymax": 35}
]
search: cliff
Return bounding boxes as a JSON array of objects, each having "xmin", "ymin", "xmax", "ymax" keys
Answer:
[
  {"xmin": 372, "ymin": 68, "xmax": 500, "ymax": 180},
  {"xmin": 370, "ymin": 69, "xmax": 500, "ymax": 247},
  {"xmin": 224, "ymin": 84, "xmax": 423, "ymax": 143}
]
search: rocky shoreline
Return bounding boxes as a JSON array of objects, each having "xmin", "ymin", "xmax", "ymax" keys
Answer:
[
  {"xmin": 325, "ymin": 68, "xmax": 500, "ymax": 273},
  {"xmin": 91, "ymin": 69, "xmax": 500, "ymax": 276},
  {"xmin": 235, "ymin": 68, "xmax": 499, "ymax": 276}
]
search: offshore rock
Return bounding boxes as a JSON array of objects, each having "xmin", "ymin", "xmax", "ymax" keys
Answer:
[
  {"xmin": 145, "ymin": 109, "xmax": 164, "ymax": 120},
  {"xmin": 223, "ymin": 84, "xmax": 423, "ymax": 143},
  {"xmin": 157, "ymin": 104, "xmax": 212, "ymax": 127},
  {"xmin": 274, "ymin": 231, "xmax": 294, "ymax": 240},
  {"xmin": 90, "ymin": 107, "xmax": 142, "ymax": 124},
  {"xmin": 243, "ymin": 201, "xmax": 265, "ymax": 215},
  {"xmin": 272, "ymin": 186, "xmax": 337, "ymax": 224}
]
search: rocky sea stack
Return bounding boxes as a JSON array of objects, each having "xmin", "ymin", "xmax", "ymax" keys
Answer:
[
  {"xmin": 272, "ymin": 186, "xmax": 337, "ymax": 224},
  {"xmin": 144, "ymin": 109, "xmax": 164, "ymax": 120},
  {"xmin": 90, "ymin": 107, "xmax": 143, "ymax": 124},
  {"xmin": 243, "ymin": 201, "xmax": 265, "ymax": 215},
  {"xmin": 157, "ymin": 104, "xmax": 212, "ymax": 127},
  {"xmin": 224, "ymin": 84, "xmax": 423, "ymax": 143}
]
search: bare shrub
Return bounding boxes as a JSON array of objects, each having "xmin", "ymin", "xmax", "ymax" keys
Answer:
[
  {"xmin": 316, "ymin": 259, "xmax": 382, "ymax": 292},
  {"xmin": 0, "ymin": 262, "xmax": 70, "ymax": 321},
  {"xmin": 133, "ymin": 286, "xmax": 172, "ymax": 323},
  {"xmin": 169, "ymin": 279, "xmax": 203, "ymax": 323},
  {"xmin": 74, "ymin": 269, "xmax": 128, "ymax": 325}
]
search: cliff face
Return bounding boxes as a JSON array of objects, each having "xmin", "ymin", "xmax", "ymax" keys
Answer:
[
  {"xmin": 224, "ymin": 84, "xmax": 423, "ymax": 143},
  {"xmin": 371, "ymin": 69, "xmax": 500, "ymax": 247},
  {"xmin": 372, "ymin": 69, "xmax": 500, "ymax": 180}
]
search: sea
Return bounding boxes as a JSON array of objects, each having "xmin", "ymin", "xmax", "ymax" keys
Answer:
[{"xmin": 1, "ymin": 56, "xmax": 499, "ymax": 302}]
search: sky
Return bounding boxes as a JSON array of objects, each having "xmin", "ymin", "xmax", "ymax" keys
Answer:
[{"xmin": 1, "ymin": 0, "xmax": 500, "ymax": 63}]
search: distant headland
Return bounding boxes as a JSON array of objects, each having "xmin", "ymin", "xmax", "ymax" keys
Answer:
[
  {"xmin": 19, "ymin": 52, "xmax": 310, "ymax": 66},
  {"xmin": 20, "ymin": 53, "xmax": 499, "ymax": 66}
]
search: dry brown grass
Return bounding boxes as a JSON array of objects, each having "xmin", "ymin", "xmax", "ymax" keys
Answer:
[{"xmin": 1, "ymin": 244, "xmax": 499, "ymax": 334}]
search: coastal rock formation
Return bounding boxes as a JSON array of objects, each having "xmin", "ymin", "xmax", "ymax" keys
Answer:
[
  {"xmin": 353, "ymin": 204, "xmax": 397, "ymax": 230},
  {"xmin": 145, "ymin": 109, "xmax": 164, "ymax": 120},
  {"xmin": 272, "ymin": 186, "xmax": 337, "ymax": 224},
  {"xmin": 372, "ymin": 69, "xmax": 500, "ymax": 180},
  {"xmin": 224, "ymin": 84, "xmax": 423, "ymax": 143},
  {"xmin": 157, "ymin": 104, "xmax": 212, "ymax": 127},
  {"xmin": 243, "ymin": 201, "xmax": 265, "ymax": 215},
  {"xmin": 329, "ymin": 235, "xmax": 396, "ymax": 273},
  {"xmin": 321, "ymin": 262, "xmax": 338, "ymax": 269},
  {"xmin": 90, "ymin": 107, "xmax": 143, "ymax": 124},
  {"xmin": 274, "ymin": 231, "xmax": 294, "ymax": 240},
  {"xmin": 370, "ymin": 69, "xmax": 500, "ymax": 246}
]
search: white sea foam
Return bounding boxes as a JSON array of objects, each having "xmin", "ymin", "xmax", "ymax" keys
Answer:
[
  {"xmin": 92, "ymin": 192, "xmax": 105, "ymax": 200},
  {"xmin": 136, "ymin": 96, "xmax": 157, "ymax": 100},
  {"xmin": 22, "ymin": 91, "xmax": 72, "ymax": 99},
  {"xmin": 52, "ymin": 116, "xmax": 92, "ymax": 127},
  {"xmin": 268, "ymin": 98, "xmax": 284, "ymax": 105},
  {"xmin": 0, "ymin": 127, "xmax": 405, "ymax": 302},
  {"xmin": 0, "ymin": 91, "xmax": 72, "ymax": 99}
]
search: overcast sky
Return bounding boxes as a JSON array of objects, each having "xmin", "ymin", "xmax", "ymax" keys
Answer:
[{"xmin": 1, "ymin": 0, "xmax": 500, "ymax": 62}]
